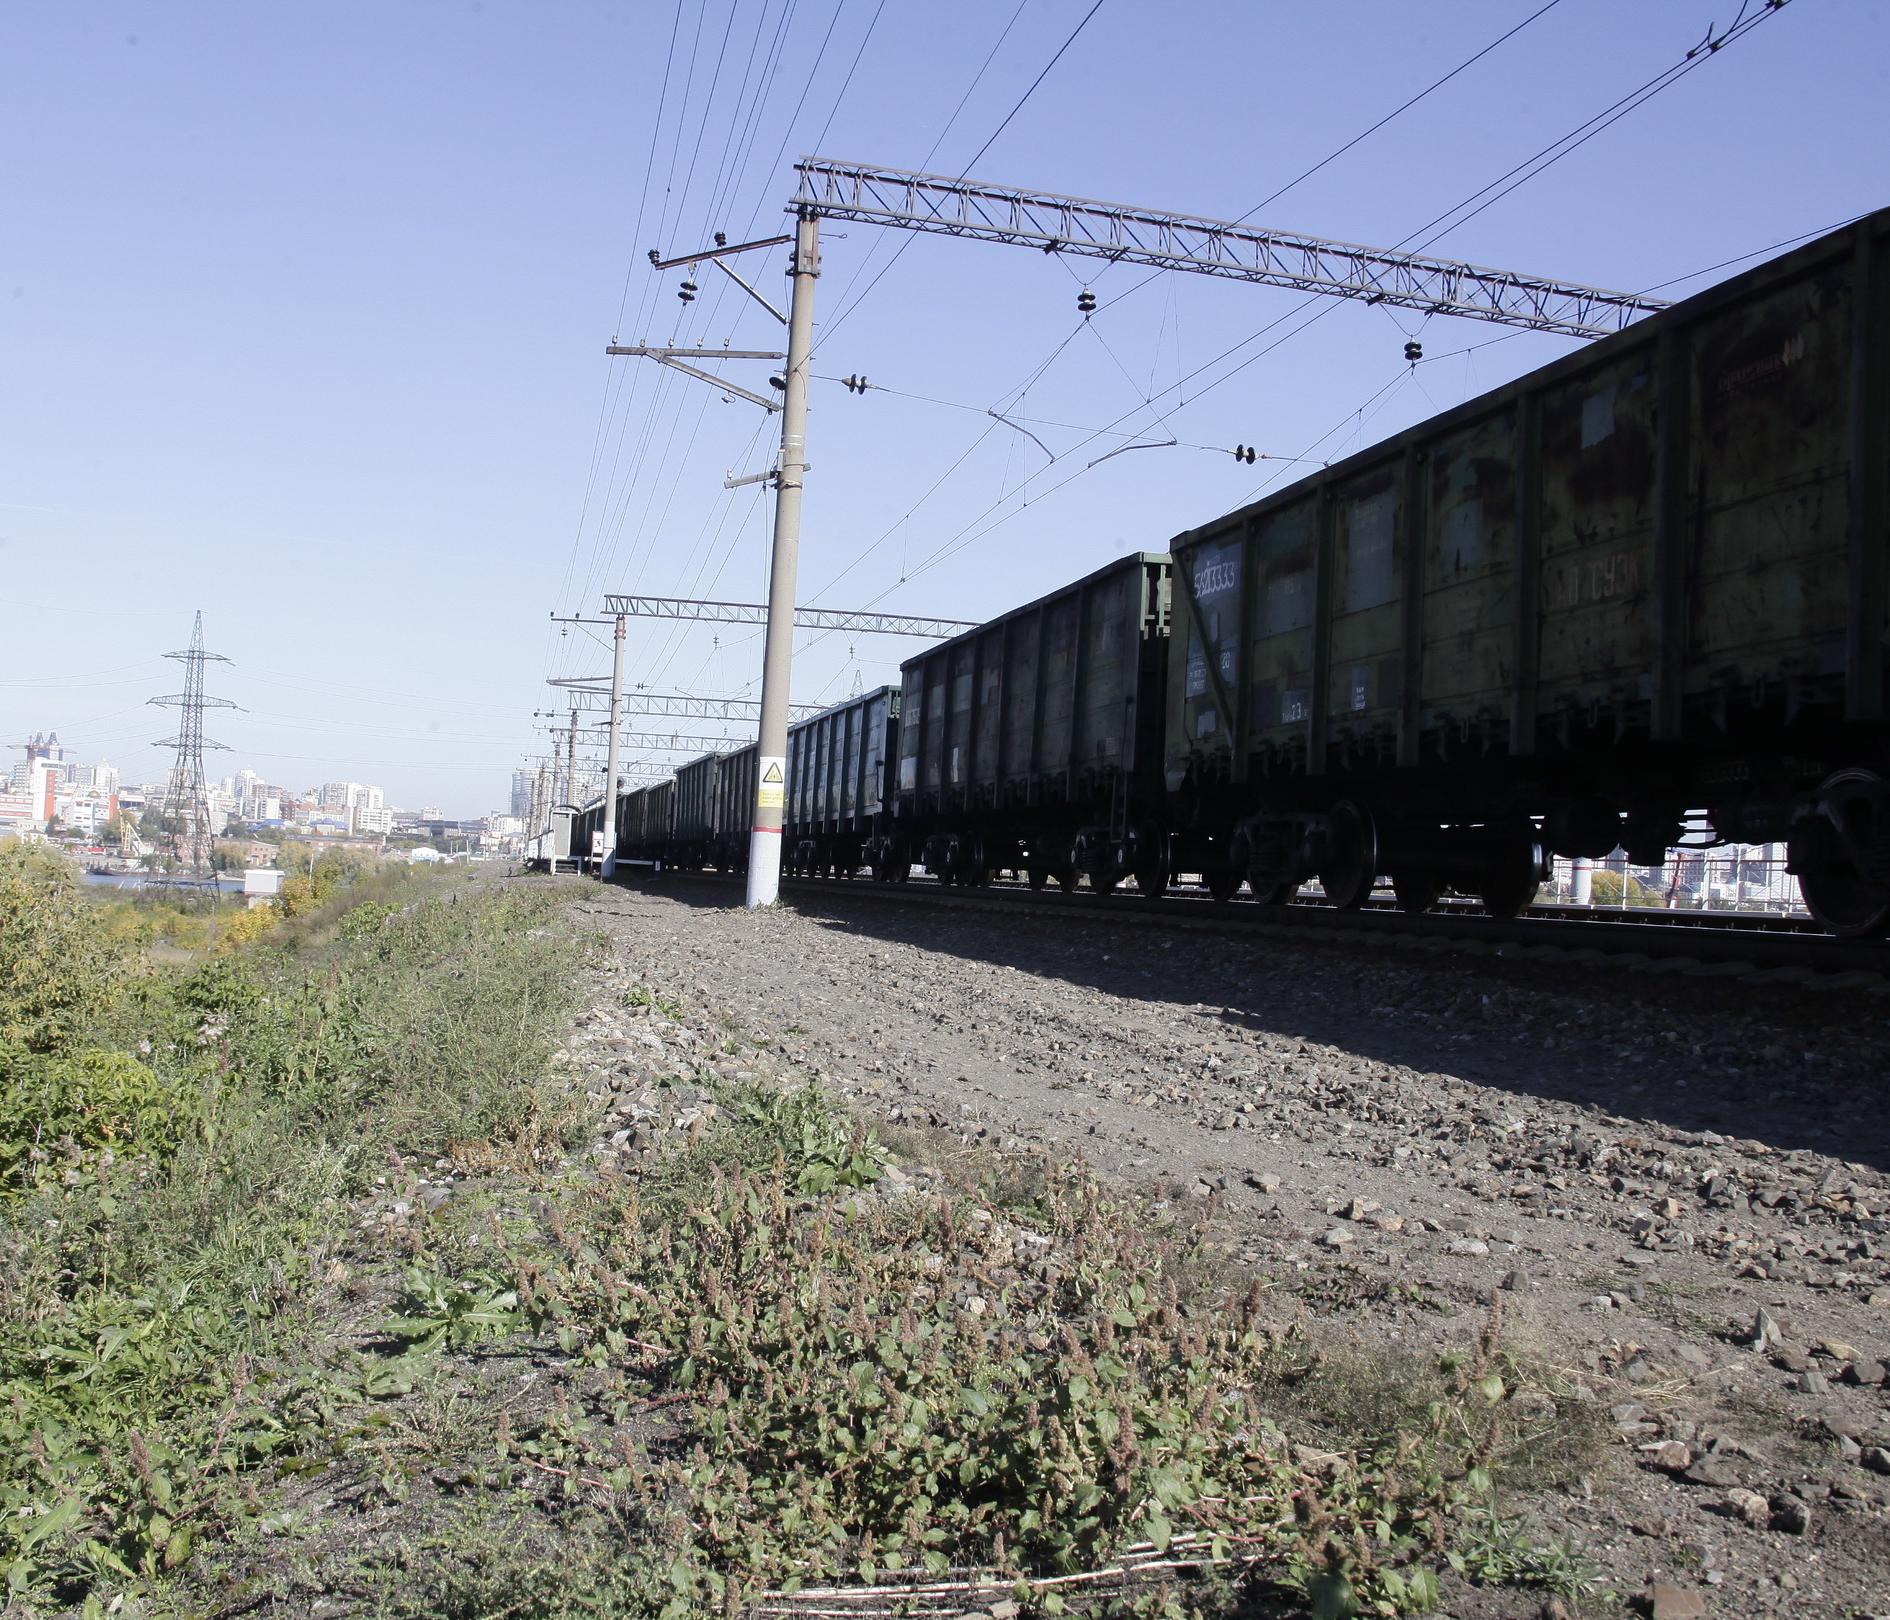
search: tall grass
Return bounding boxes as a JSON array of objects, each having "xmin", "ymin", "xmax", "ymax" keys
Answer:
[{"xmin": 0, "ymin": 847, "xmax": 589, "ymax": 1613}]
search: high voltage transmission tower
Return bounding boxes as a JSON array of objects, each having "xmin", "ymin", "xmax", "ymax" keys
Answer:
[
  {"xmin": 149, "ymin": 611, "xmax": 237, "ymax": 883},
  {"xmin": 612, "ymin": 155, "xmax": 1666, "ymax": 906}
]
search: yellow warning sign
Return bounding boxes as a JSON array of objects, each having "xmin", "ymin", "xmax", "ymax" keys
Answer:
[{"xmin": 757, "ymin": 756, "xmax": 786, "ymax": 810}]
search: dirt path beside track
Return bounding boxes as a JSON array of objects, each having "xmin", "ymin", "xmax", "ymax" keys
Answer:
[{"xmin": 569, "ymin": 877, "xmax": 1890, "ymax": 1617}]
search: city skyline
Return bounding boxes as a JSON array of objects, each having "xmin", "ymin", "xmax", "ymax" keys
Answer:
[{"xmin": 1, "ymin": 721, "xmax": 539, "ymax": 849}]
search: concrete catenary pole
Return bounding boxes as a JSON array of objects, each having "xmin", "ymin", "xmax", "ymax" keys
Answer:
[
  {"xmin": 745, "ymin": 207, "xmax": 819, "ymax": 908},
  {"xmin": 535, "ymin": 764, "xmax": 550, "ymax": 867},
  {"xmin": 600, "ymin": 612, "xmax": 626, "ymax": 878},
  {"xmin": 564, "ymin": 707, "xmax": 580, "ymax": 810}
]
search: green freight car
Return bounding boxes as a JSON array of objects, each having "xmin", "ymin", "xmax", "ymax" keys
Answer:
[{"xmin": 1163, "ymin": 208, "xmax": 1889, "ymax": 933}]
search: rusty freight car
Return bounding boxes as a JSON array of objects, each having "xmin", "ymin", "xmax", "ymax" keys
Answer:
[
  {"xmin": 1163, "ymin": 208, "xmax": 1890, "ymax": 934},
  {"xmin": 893, "ymin": 554, "xmax": 1172, "ymax": 890}
]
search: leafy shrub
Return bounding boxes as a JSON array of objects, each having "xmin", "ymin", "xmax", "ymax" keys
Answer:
[
  {"xmin": 338, "ymin": 900, "xmax": 399, "ymax": 941},
  {"xmin": 732, "ymin": 1082, "xmax": 890, "ymax": 1195},
  {"xmin": 0, "ymin": 1045, "xmax": 194, "ymax": 1193},
  {"xmin": 517, "ymin": 1164, "xmax": 1472, "ymax": 1615},
  {"xmin": 0, "ymin": 841, "xmax": 130, "ymax": 1052}
]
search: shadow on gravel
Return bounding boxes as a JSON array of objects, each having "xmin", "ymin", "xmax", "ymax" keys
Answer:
[{"xmin": 606, "ymin": 874, "xmax": 1890, "ymax": 1174}]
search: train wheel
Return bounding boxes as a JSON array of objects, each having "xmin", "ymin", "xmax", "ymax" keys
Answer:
[
  {"xmin": 1048, "ymin": 840, "xmax": 1080, "ymax": 892},
  {"xmin": 1476, "ymin": 866, "xmax": 1539, "ymax": 919},
  {"xmin": 1133, "ymin": 820, "xmax": 1170, "ymax": 899},
  {"xmin": 1317, "ymin": 800, "xmax": 1378, "ymax": 910},
  {"xmin": 1798, "ymin": 767, "xmax": 1890, "ymax": 938},
  {"xmin": 1392, "ymin": 871, "xmax": 1441, "ymax": 914},
  {"xmin": 1205, "ymin": 864, "xmax": 1244, "ymax": 902},
  {"xmin": 1027, "ymin": 864, "xmax": 1051, "ymax": 891}
]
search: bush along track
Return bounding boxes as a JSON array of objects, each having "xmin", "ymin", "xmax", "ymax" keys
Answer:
[
  {"xmin": 0, "ymin": 847, "xmax": 591, "ymax": 1615},
  {"xmin": 0, "ymin": 856, "xmax": 1597, "ymax": 1618}
]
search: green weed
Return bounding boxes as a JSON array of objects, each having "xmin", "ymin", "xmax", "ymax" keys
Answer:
[
  {"xmin": 1446, "ymin": 1487, "xmax": 1610, "ymax": 1602},
  {"xmin": 0, "ymin": 875, "xmax": 586, "ymax": 1614}
]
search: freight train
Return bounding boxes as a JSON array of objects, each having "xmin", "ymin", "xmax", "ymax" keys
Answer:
[{"xmin": 574, "ymin": 208, "xmax": 1890, "ymax": 938}]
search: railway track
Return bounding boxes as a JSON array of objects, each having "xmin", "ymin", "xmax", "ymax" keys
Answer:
[{"xmin": 630, "ymin": 867, "xmax": 1890, "ymax": 989}]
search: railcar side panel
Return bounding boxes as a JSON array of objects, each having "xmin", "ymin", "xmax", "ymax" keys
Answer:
[
  {"xmin": 1038, "ymin": 595, "xmax": 1079, "ymax": 776},
  {"xmin": 1420, "ymin": 412, "xmax": 1516, "ymax": 739},
  {"xmin": 1534, "ymin": 346, "xmax": 1660, "ymax": 710},
  {"xmin": 711, "ymin": 744, "xmax": 757, "ymax": 868},
  {"xmin": 894, "ymin": 554, "xmax": 1171, "ymax": 878},
  {"xmin": 1685, "ymin": 266, "xmax": 1853, "ymax": 699},
  {"xmin": 1246, "ymin": 500, "xmax": 1317, "ymax": 769},
  {"xmin": 673, "ymin": 753, "xmax": 721, "ymax": 852},
  {"xmin": 1326, "ymin": 462, "xmax": 1406, "ymax": 761},
  {"xmin": 1000, "ymin": 612, "xmax": 1042, "ymax": 785}
]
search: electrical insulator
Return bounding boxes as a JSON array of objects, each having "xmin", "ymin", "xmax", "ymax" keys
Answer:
[
  {"xmin": 1233, "ymin": 444, "xmax": 1257, "ymax": 465},
  {"xmin": 678, "ymin": 277, "xmax": 698, "ymax": 304},
  {"xmin": 1076, "ymin": 288, "xmax": 1097, "ymax": 317},
  {"xmin": 1404, "ymin": 339, "xmax": 1422, "ymax": 363},
  {"xmin": 769, "ymin": 373, "xmax": 786, "ymax": 392},
  {"xmin": 843, "ymin": 374, "xmax": 869, "ymax": 394},
  {"xmin": 714, "ymin": 231, "xmax": 727, "ymax": 247}
]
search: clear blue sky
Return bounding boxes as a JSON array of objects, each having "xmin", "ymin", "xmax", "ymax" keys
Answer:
[{"xmin": 4, "ymin": 0, "xmax": 1884, "ymax": 814}]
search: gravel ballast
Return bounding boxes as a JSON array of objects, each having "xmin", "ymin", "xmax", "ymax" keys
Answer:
[{"xmin": 564, "ymin": 877, "xmax": 1890, "ymax": 1616}]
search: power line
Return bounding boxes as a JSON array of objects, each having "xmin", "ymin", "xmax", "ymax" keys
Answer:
[
  {"xmin": 801, "ymin": 6, "xmax": 1699, "ymax": 615},
  {"xmin": 578, "ymin": 0, "xmax": 1018, "ymax": 687},
  {"xmin": 807, "ymin": 0, "xmax": 890, "ymax": 156},
  {"xmin": 813, "ymin": 0, "xmax": 1034, "ymax": 344},
  {"xmin": 556, "ymin": 0, "xmax": 687, "ymax": 632},
  {"xmin": 1087, "ymin": 1, "xmax": 1566, "ymax": 315},
  {"xmin": 897, "ymin": 0, "xmax": 1796, "ymax": 583},
  {"xmin": 698, "ymin": 0, "xmax": 801, "ymax": 241},
  {"xmin": 817, "ymin": 0, "xmax": 1109, "ymax": 345},
  {"xmin": 1405, "ymin": 1, "xmax": 1792, "ymax": 258},
  {"xmin": 1633, "ymin": 208, "xmax": 1870, "ymax": 297},
  {"xmin": 674, "ymin": 0, "xmax": 746, "ymax": 252}
]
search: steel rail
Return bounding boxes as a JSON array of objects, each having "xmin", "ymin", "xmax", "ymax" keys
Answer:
[{"xmin": 622, "ymin": 869, "xmax": 1889, "ymax": 985}]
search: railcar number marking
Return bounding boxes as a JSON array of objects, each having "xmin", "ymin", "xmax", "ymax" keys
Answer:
[
  {"xmin": 1192, "ymin": 556, "xmax": 1239, "ymax": 599},
  {"xmin": 1545, "ymin": 549, "xmax": 1644, "ymax": 611}
]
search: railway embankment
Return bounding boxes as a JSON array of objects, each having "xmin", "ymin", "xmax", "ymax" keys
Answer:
[
  {"xmin": 12, "ymin": 851, "xmax": 1886, "ymax": 1617},
  {"xmin": 568, "ymin": 877, "xmax": 1890, "ymax": 1618}
]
